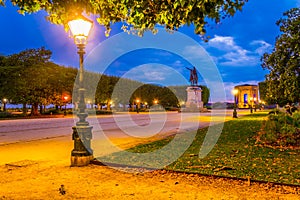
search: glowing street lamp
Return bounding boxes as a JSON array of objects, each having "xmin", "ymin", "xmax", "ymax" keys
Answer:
[
  {"xmin": 249, "ymin": 97, "xmax": 253, "ymax": 113},
  {"xmin": 68, "ymin": 15, "xmax": 93, "ymax": 166},
  {"xmin": 108, "ymin": 101, "xmax": 113, "ymax": 110},
  {"xmin": 232, "ymin": 89, "xmax": 238, "ymax": 118},
  {"xmin": 253, "ymin": 97, "xmax": 257, "ymax": 112},
  {"xmin": 3, "ymin": 98, "xmax": 7, "ymax": 111},
  {"xmin": 63, "ymin": 96, "xmax": 68, "ymax": 116},
  {"xmin": 64, "ymin": 96, "xmax": 69, "ymax": 101},
  {"xmin": 136, "ymin": 99, "xmax": 140, "ymax": 113},
  {"xmin": 68, "ymin": 16, "xmax": 93, "ymax": 45}
]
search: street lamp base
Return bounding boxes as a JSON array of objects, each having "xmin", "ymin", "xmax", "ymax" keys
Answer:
[
  {"xmin": 233, "ymin": 109, "xmax": 238, "ymax": 118},
  {"xmin": 71, "ymin": 154, "xmax": 93, "ymax": 167},
  {"xmin": 71, "ymin": 125, "xmax": 93, "ymax": 166}
]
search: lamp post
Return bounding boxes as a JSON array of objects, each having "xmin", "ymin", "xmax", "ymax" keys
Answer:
[
  {"xmin": 3, "ymin": 98, "xmax": 7, "ymax": 111},
  {"xmin": 232, "ymin": 89, "xmax": 238, "ymax": 118},
  {"xmin": 109, "ymin": 101, "xmax": 113, "ymax": 110},
  {"xmin": 253, "ymin": 97, "xmax": 257, "ymax": 112},
  {"xmin": 249, "ymin": 97, "xmax": 253, "ymax": 113},
  {"xmin": 68, "ymin": 15, "xmax": 93, "ymax": 166},
  {"xmin": 136, "ymin": 99, "xmax": 140, "ymax": 113},
  {"xmin": 63, "ymin": 96, "xmax": 68, "ymax": 116}
]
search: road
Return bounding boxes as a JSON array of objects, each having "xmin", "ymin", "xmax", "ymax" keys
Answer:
[
  {"xmin": 0, "ymin": 110, "xmax": 238, "ymax": 145},
  {"xmin": 0, "ymin": 109, "xmax": 249, "ymax": 164}
]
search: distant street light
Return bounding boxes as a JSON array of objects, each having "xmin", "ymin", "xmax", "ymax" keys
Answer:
[
  {"xmin": 249, "ymin": 97, "xmax": 253, "ymax": 113},
  {"xmin": 253, "ymin": 97, "xmax": 257, "ymax": 112},
  {"xmin": 63, "ymin": 96, "xmax": 68, "ymax": 116},
  {"xmin": 3, "ymin": 98, "xmax": 7, "ymax": 111},
  {"xmin": 68, "ymin": 15, "xmax": 93, "ymax": 166},
  {"xmin": 232, "ymin": 89, "xmax": 238, "ymax": 118},
  {"xmin": 136, "ymin": 99, "xmax": 140, "ymax": 113},
  {"xmin": 109, "ymin": 101, "xmax": 113, "ymax": 110}
]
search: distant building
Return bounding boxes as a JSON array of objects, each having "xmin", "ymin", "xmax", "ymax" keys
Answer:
[{"xmin": 234, "ymin": 84, "xmax": 259, "ymax": 108}]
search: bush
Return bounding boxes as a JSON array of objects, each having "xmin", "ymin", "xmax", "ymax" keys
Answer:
[
  {"xmin": 43, "ymin": 108, "xmax": 63, "ymax": 115},
  {"xmin": 95, "ymin": 110, "xmax": 113, "ymax": 115},
  {"xmin": 0, "ymin": 111, "xmax": 12, "ymax": 118},
  {"xmin": 292, "ymin": 111, "xmax": 300, "ymax": 127},
  {"xmin": 165, "ymin": 107, "xmax": 180, "ymax": 111},
  {"xmin": 258, "ymin": 111, "xmax": 300, "ymax": 147}
]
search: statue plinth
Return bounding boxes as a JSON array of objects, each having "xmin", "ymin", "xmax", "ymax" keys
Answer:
[{"xmin": 182, "ymin": 86, "xmax": 204, "ymax": 112}]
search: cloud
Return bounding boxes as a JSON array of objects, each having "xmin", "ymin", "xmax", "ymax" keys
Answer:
[
  {"xmin": 208, "ymin": 35, "xmax": 237, "ymax": 51},
  {"xmin": 205, "ymin": 35, "xmax": 272, "ymax": 67},
  {"xmin": 129, "ymin": 65, "xmax": 166, "ymax": 81},
  {"xmin": 250, "ymin": 40, "xmax": 273, "ymax": 55},
  {"xmin": 172, "ymin": 60, "xmax": 184, "ymax": 68},
  {"xmin": 121, "ymin": 64, "xmax": 188, "ymax": 85},
  {"xmin": 182, "ymin": 45, "xmax": 209, "ymax": 59},
  {"xmin": 220, "ymin": 49, "xmax": 257, "ymax": 66}
]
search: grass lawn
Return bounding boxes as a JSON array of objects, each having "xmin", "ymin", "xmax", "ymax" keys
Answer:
[{"xmin": 100, "ymin": 112, "xmax": 300, "ymax": 185}]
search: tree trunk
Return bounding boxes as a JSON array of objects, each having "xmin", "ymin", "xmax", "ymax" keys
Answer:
[
  {"xmin": 22, "ymin": 103, "xmax": 27, "ymax": 115},
  {"xmin": 107, "ymin": 100, "xmax": 111, "ymax": 111},
  {"xmin": 39, "ymin": 105, "xmax": 43, "ymax": 114},
  {"xmin": 31, "ymin": 102, "xmax": 39, "ymax": 116}
]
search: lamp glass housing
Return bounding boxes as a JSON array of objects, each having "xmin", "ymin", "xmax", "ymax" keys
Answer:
[
  {"xmin": 68, "ymin": 17, "xmax": 93, "ymax": 45},
  {"xmin": 232, "ymin": 89, "xmax": 238, "ymax": 95}
]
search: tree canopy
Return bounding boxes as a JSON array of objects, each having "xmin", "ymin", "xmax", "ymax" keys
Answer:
[
  {"xmin": 0, "ymin": 47, "xmax": 78, "ymax": 115},
  {"xmin": 0, "ymin": 47, "xmax": 211, "ymax": 114},
  {"xmin": 261, "ymin": 8, "xmax": 300, "ymax": 105},
  {"xmin": 1, "ymin": 0, "xmax": 248, "ymax": 36}
]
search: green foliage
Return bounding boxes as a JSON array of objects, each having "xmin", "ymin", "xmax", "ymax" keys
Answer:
[
  {"xmin": 43, "ymin": 108, "xmax": 64, "ymax": 115},
  {"xmin": 95, "ymin": 110, "xmax": 113, "ymax": 115},
  {"xmin": 0, "ymin": 47, "xmax": 211, "ymax": 114},
  {"xmin": 0, "ymin": 47, "xmax": 78, "ymax": 115},
  {"xmin": 0, "ymin": 111, "xmax": 12, "ymax": 118},
  {"xmin": 261, "ymin": 8, "xmax": 300, "ymax": 105},
  {"xmin": 258, "ymin": 81, "xmax": 267, "ymax": 103},
  {"xmin": 2, "ymin": 0, "xmax": 248, "ymax": 37},
  {"xmin": 96, "ymin": 79, "xmax": 210, "ymax": 109},
  {"xmin": 201, "ymin": 85, "xmax": 210, "ymax": 104},
  {"xmin": 259, "ymin": 111, "xmax": 300, "ymax": 147}
]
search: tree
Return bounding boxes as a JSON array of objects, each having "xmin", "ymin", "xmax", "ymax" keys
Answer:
[
  {"xmin": 0, "ymin": 47, "xmax": 51, "ymax": 115},
  {"xmin": 258, "ymin": 81, "xmax": 267, "ymax": 103},
  {"xmin": 2, "ymin": 0, "xmax": 248, "ymax": 36},
  {"xmin": 201, "ymin": 85, "xmax": 210, "ymax": 105},
  {"xmin": 261, "ymin": 8, "xmax": 300, "ymax": 105},
  {"xmin": 95, "ymin": 74, "xmax": 120, "ymax": 109},
  {"xmin": 0, "ymin": 47, "xmax": 77, "ymax": 115}
]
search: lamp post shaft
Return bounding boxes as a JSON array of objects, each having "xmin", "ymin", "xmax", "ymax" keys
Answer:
[
  {"xmin": 71, "ymin": 44, "xmax": 93, "ymax": 167},
  {"xmin": 233, "ymin": 95, "xmax": 238, "ymax": 118}
]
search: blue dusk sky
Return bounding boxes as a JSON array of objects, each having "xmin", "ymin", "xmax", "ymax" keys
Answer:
[{"xmin": 0, "ymin": 0, "xmax": 299, "ymax": 101}]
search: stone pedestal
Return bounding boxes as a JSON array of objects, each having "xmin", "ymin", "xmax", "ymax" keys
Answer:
[{"xmin": 183, "ymin": 86, "xmax": 203, "ymax": 112}]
